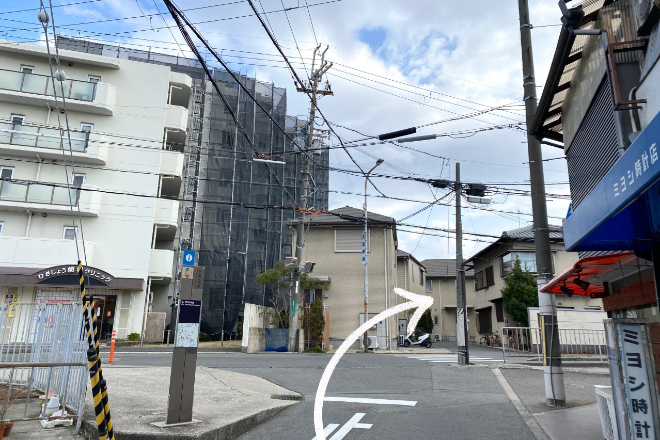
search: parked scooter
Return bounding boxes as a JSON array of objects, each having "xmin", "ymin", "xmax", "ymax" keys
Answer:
[{"xmin": 399, "ymin": 333, "xmax": 432, "ymax": 348}]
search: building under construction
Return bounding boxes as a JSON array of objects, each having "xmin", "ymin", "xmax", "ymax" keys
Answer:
[{"xmin": 58, "ymin": 37, "xmax": 330, "ymax": 337}]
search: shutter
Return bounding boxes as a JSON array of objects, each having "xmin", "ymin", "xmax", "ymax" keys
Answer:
[
  {"xmin": 566, "ymin": 78, "xmax": 619, "ymax": 208},
  {"xmin": 335, "ymin": 229, "xmax": 368, "ymax": 252},
  {"xmin": 486, "ymin": 266, "xmax": 495, "ymax": 287}
]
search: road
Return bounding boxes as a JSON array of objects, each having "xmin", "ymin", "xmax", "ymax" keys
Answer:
[{"xmin": 100, "ymin": 343, "xmax": 539, "ymax": 440}]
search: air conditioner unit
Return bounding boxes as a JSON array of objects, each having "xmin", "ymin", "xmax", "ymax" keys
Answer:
[{"xmin": 360, "ymin": 336, "xmax": 379, "ymax": 350}]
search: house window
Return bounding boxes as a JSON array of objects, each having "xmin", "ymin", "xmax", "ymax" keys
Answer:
[
  {"xmin": 63, "ymin": 226, "xmax": 78, "ymax": 240},
  {"xmin": 494, "ymin": 300, "xmax": 504, "ymax": 322},
  {"xmin": 425, "ymin": 280, "xmax": 432, "ymax": 292},
  {"xmin": 0, "ymin": 222, "xmax": 4, "ymax": 236},
  {"xmin": 20, "ymin": 66, "xmax": 34, "ymax": 74},
  {"xmin": 434, "ymin": 315, "xmax": 438, "ymax": 325},
  {"xmin": 419, "ymin": 268, "xmax": 424, "ymax": 285},
  {"xmin": 10, "ymin": 114, "xmax": 25, "ymax": 125},
  {"xmin": 88, "ymin": 75, "xmax": 101, "ymax": 83},
  {"xmin": 80, "ymin": 123, "xmax": 94, "ymax": 132},
  {"xmin": 474, "ymin": 265, "xmax": 495, "ymax": 291},
  {"xmin": 334, "ymin": 229, "xmax": 369, "ymax": 252},
  {"xmin": 501, "ymin": 252, "xmax": 537, "ymax": 277}
]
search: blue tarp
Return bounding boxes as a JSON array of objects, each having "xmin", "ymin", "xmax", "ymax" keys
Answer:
[{"xmin": 265, "ymin": 328, "xmax": 289, "ymax": 352}]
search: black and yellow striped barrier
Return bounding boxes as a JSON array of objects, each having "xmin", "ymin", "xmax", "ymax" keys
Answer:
[{"xmin": 79, "ymin": 261, "xmax": 114, "ymax": 440}]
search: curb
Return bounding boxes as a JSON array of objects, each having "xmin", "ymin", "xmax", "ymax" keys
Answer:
[{"xmin": 80, "ymin": 403, "xmax": 297, "ymax": 440}]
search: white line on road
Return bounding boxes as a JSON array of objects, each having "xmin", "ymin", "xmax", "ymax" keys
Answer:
[
  {"xmin": 324, "ymin": 397, "xmax": 417, "ymax": 406},
  {"xmin": 312, "ymin": 424, "xmax": 340, "ymax": 440}
]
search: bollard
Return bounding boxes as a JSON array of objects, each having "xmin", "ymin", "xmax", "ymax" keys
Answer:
[{"xmin": 109, "ymin": 330, "xmax": 117, "ymax": 363}]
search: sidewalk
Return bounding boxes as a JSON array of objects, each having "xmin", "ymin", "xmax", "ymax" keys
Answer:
[{"xmin": 80, "ymin": 366, "xmax": 301, "ymax": 440}]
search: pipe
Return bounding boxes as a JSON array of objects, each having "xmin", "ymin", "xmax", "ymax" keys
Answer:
[
  {"xmin": 629, "ymin": 86, "xmax": 639, "ymax": 133},
  {"xmin": 383, "ymin": 227, "xmax": 388, "ymax": 349},
  {"xmin": 45, "ymin": 102, "xmax": 51, "ymax": 126},
  {"xmin": 25, "ymin": 210, "xmax": 32, "ymax": 237}
]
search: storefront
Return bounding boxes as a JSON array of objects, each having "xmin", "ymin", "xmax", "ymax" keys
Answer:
[{"xmin": 0, "ymin": 265, "xmax": 143, "ymax": 341}]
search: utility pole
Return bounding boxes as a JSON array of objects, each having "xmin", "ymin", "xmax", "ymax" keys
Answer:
[
  {"xmin": 363, "ymin": 159, "xmax": 383, "ymax": 353},
  {"xmin": 518, "ymin": 0, "xmax": 565, "ymax": 405},
  {"xmin": 290, "ymin": 45, "xmax": 333, "ymax": 352},
  {"xmin": 455, "ymin": 163, "xmax": 469, "ymax": 365}
]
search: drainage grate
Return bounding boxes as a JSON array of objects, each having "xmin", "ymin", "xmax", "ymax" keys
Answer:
[{"xmin": 271, "ymin": 394, "xmax": 304, "ymax": 401}]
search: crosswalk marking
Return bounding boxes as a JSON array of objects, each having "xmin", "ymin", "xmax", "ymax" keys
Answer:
[{"xmin": 402, "ymin": 354, "xmax": 500, "ymax": 364}]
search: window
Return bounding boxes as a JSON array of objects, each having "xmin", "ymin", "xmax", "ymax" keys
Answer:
[
  {"xmin": 63, "ymin": 226, "xmax": 78, "ymax": 240},
  {"xmin": 501, "ymin": 252, "xmax": 537, "ymax": 277},
  {"xmin": 425, "ymin": 279, "xmax": 432, "ymax": 292},
  {"xmin": 477, "ymin": 307, "xmax": 493, "ymax": 334},
  {"xmin": 70, "ymin": 174, "xmax": 85, "ymax": 204},
  {"xmin": 80, "ymin": 123, "xmax": 94, "ymax": 132},
  {"xmin": 434, "ymin": 315, "xmax": 438, "ymax": 325},
  {"xmin": 334, "ymin": 229, "xmax": 369, "ymax": 252},
  {"xmin": 420, "ymin": 268, "xmax": 424, "ymax": 285},
  {"xmin": 494, "ymin": 299, "xmax": 504, "ymax": 322},
  {"xmin": 10, "ymin": 114, "xmax": 25, "ymax": 125},
  {"xmin": 474, "ymin": 265, "xmax": 495, "ymax": 291},
  {"xmin": 88, "ymin": 75, "xmax": 101, "ymax": 83},
  {"xmin": 20, "ymin": 65, "xmax": 34, "ymax": 74},
  {"xmin": 0, "ymin": 222, "xmax": 3, "ymax": 236}
]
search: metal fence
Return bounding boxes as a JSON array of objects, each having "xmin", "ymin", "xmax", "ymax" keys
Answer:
[
  {"xmin": 501, "ymin": 326, "xmax": 607, "ymax": 363},
  {"xmin": 0, "ymin": 302, "xmax": 88, "ymax": 433}
]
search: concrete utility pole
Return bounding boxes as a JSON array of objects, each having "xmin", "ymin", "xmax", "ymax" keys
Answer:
[
  {"xmin": 455, "ymin": 163, "xmax": 469, "ymax": 365},
  {"xmin": 517, "ymin": 0, "xmax": 565, "ymax": 405},
  {"xmin": 290, "ymin": 45, "xmax": 333, "ymax": 352}
]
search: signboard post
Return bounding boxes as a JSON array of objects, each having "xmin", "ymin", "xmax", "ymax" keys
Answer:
[
  {"xmin": 605, "ymin": 319, "xmax": 660, "ymax": 440},
  {"xmin": 155, "ymin": 265, "xmax": 204, "ymax": 427}
]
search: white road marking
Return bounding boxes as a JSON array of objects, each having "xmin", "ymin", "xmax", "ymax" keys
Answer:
[
  {"xmin": 329, "ymin": 413, "xmax": 372, "ymax": 440},
  {"xmin": 312, "ymin": 424, "xmax": 340, "ymax": 440},
  {"xmin": 313, "ymin": 288, "xmax": 433, "ymax": 440},
  {"xmin": 324, "ymin": 397, "xmax": 417, "ymax": 406}
]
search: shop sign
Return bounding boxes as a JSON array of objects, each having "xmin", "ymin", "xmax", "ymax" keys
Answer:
[
  {"xmin": 605, "ymin": 319, "xmax": 660, "ymax": 440},
  {"xmin": 34, "ymin": 265, "xmax": 112, "ymax": 284},
  {"xmin": 4, "ymin": 294, "xmax": 19, "ymax": 318}
]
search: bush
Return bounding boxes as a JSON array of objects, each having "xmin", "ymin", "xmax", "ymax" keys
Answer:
[
  {"xmin": 127, "ymin": 332, "xmax": 140, "ymax": 341},
  {"xmin": 304, "ymin": 345, "xmax": 325, "ymax": 353}
]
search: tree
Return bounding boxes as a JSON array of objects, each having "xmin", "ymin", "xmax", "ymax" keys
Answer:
[
  {"xmin": 415, "ymin": 309, "xmax": 434, "ymax": 337},
  {"xmin": 306, "ymin": 298, "xmax": 325, "ymax": 348},
  {"xmin": 501, "ymin": 258, "xmax": 538, "ymax": 327},
  {"xmin": 255, "ymin": 262, "xmax": 328, "ymax": 328}
]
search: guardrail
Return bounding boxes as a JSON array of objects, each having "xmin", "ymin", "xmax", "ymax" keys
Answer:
[
  {"xmin": 0, "ymin": 122, "xmax": 88, "ymax": 152},
  {"xmin": 0, "ymin": 179, "xmax": 82, "ymax": 207},
  {"xmin": 500, "ymin": 326, "xmax": 606, "ymax": 363}
]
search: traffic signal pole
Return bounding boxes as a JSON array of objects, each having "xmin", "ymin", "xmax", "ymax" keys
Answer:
[{"xmin": 517, "ymin": 0, "xmax": 565, "ymax": 405}]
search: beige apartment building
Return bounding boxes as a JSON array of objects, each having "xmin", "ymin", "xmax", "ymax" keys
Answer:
[
  {"xmin": 422, "ymin": 259, "xmax": 478, "ymax": 343},
  {"xmin": 292, "ymin": 206, "xmax": 397, "ymax": 350},
  {"xmin": 464, "ymin": 226, "xmax": 603, "ymax": 339}
]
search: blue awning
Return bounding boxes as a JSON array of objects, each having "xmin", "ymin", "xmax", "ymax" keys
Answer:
[{"xmin": 563, "ymin": 110, "xmax": 660, "ymax": 252}]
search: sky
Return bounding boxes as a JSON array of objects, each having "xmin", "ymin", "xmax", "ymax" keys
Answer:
[{"xmin": 0, "ymin": 0, "xmax": 572, "ymax": 262}]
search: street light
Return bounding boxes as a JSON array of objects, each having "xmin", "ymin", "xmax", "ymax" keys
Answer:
[{"xmin": 363, "ymin": 158, "xmax": 384, "ymax": 353}]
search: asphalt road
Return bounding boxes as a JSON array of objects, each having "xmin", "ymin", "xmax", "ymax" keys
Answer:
[{"xmin": 101, "ymin": 344, "xmax": 538, "ymax": 440}]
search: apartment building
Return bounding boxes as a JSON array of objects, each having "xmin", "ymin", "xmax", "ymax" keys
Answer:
[
  {"xmin": 422, "ymin": 259, "xmax": 478, "ymax": 342},
  {"xmin": 292, "ymin": 206, "xmax": 397, "ymax": 349},
  {"xmin": 0, "ymin": 41, "xmax": 190, "ymax": 340},
  {"xmin": 58, "ymin": 37, "xmax": 330, "ymax": 338},
  {"xmin": 464, "ymin": 226, "xmax": 601, "ymax": 338}
]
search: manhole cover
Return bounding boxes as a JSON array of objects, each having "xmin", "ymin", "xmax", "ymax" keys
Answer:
[{"xmin": 565, "ymin": 383, "xmax": 585, "ymax": 389}]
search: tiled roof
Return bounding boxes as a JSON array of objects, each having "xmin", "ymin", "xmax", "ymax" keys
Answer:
[
  {"xmin": 397, "ymin": 250, "xmax": 425, "ymax": 268},
  {"xmin": 422, "ymin": 259, "xmax": 474, "ymax": 278},
  {"xmin": 501, "ymin": 225, "xmax": 564, "ymax": 240},
  {"xmin": 297, "ymin": 206, "xmax": 396, "ymax": 226}
]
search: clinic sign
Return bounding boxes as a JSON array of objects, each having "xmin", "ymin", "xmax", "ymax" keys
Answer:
[
  {"xmin": 33, "ymin": 265, "xmax": 113, "ymax": 284},
  {"xmin": 605, "ymin": 319, "xmax": 660, "ymax": 440}
]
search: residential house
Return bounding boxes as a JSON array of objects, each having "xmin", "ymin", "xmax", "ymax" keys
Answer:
[
  {"xmin": 422, "ymin": 259, "xmax": 477, "ymax": 342},
  {"xmin": 0, "ymin": 40, "xmax": 191, "ymax": 340},
  {"xmin": 464, "ymin": 226, "xmax": 601, "ymax": 339},
  {"xmin": 395, "ymin": 250, "xmax": 427, "ymax": 337},
  {"xmin": 291, "ymin": 206, "xmax": 397, "ymax": 350}
]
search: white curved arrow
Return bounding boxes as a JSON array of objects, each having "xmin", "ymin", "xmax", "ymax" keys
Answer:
[{"xmin": 313, "ymin": 288, "xmax": 433, "ymax": 440}]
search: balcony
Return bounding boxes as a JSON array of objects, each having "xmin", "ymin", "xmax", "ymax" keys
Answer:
[
  {"xmin": 155, "ymin": 198, "xmax": 179, "ymax": 228},
  {"xmin": 148, "ymin": 249, "xmax": 174, "ymax": 280},
  {"xmin": 0, "ymin": 237, "xmax": 96, "ymax": 268},
  {"xmin": 0, "ymin": 122, "xmax": 109, "ymax": 165},
  {"xmin": 0, "ymin": 180, "xmax": 102, "ymax": 217},
  {"xmin": 164, "ymin": 105, "xmax": 188, "ymax": 132},
  {"xmin": 0, "ymin": 69, "xmax": 116, "ymax": 116},
  {"xmin": 160, "ymin": 150, "xmax": 184, "ymax": 177}
]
